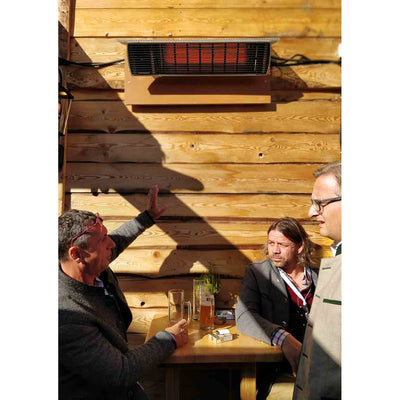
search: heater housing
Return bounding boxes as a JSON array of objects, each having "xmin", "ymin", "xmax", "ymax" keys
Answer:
[{"xmin": 120, "ymin": 38, "xmax": 278, "ymax": 105}]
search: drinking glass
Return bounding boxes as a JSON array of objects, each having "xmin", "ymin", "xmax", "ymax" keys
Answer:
[
  {"xmin": 192, "ymin": 278, "xmax": 203, "ymax": 320},
  {"xmin": 168, "ymin": 289, "xmax": 192, "ymax": 325},
  {"xmin": 199, "ymin": 286, "xmax": 215, "ymax": 330}
]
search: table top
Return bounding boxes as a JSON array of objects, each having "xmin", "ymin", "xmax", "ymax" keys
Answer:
[{"xmin": 145, "ymin": 314, "xmax": 283, "ymax": 364}]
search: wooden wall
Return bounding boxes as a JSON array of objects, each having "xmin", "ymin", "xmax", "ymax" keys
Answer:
[{"xmin": 59, "ymin": 0, "xmax": 341, "ymax": 339}]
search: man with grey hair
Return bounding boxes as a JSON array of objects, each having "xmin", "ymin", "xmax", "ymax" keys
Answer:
[
  {"xmin": 59, "ymin": 186, "xmax": 188, "ymax": 400},
  {"xmin": 293, "ymin": 161, "xmax": 342, "ymax": 400}
]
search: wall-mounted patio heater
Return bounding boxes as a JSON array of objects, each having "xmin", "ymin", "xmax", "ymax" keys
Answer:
[{"xmin": 120, "ymin": 38, "xmax": 278, "ymax": 105}]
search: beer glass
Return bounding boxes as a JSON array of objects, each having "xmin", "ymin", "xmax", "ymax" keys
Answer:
[
  {"xmin": 168, "ymin": 289, "xmax": 192, "ymax": 325},
  {"xmin": 199, "ymin": 286, "xmax": 215, "ymax": 330},
  {"xmin": 192, "ymin": 278, "xmax": 203, "ymax": 320}
]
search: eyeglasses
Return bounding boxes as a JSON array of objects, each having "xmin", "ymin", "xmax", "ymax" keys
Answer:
[
  {"xmin": 70, "ymin": 213, "xmax": 102, "ymax": 248},
  {"xmin": 310, "ymin": 197, "xmax": 341, "ymax": 213}
]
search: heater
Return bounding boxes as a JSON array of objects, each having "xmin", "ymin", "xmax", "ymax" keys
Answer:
[{"xmin": 120, "ymin": 38, "xmax": 278, "ymax": 105}]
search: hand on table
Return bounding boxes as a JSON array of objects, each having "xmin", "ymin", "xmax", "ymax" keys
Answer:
[
  {"xmin": 281, "ymin": 334, "xmax": 302, "ymax": 376},
  {"xmin": 165, "ymin": 319, "xmax": 188, "ymax": 348},
  {"xmin": 147, "ymin": 185, "xmax": 168, "ymax": 220}
]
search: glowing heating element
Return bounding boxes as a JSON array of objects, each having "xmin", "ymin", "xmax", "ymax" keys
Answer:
[{"xmin": 124, "ymin": 38, "xmax": 278, "ymax": 76}]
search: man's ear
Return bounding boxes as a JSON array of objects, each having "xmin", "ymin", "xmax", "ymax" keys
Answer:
[
  {"xmin": 68, "ymin": 246, "xmax": 82, "ymax": 262},
  {"xmin": 297, "ymin": 242, "xmax": 304, "ymax": 255}
]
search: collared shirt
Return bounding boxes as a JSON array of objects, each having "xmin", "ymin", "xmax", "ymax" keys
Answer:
[
  {"xmin": 331, "ymin": 241, "xmax": 342, "ymax": 257},
  {"xmin": 271, "ymin": 266, "xmax": 315, "ymax": 347},
  {"xmin": 94, "ymin": 277, "xmax": 109, "ymax": 295}
]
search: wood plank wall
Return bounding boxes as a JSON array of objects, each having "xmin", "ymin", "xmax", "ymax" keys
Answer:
[{"xmin": 60, "ymin": 0, "xmax": 341, "ymax": 337}]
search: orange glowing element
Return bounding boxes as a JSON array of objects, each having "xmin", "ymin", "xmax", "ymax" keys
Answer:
[{"xmin": 163, "ymin": 43, "xmax": 248, "ymax": 66}]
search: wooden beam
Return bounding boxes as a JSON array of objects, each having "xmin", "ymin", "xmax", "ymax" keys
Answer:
[
  {"xmin": 68, "ymin": 101, "xmax": 340, "ymax": 133},
  {"xmin": 64, "ymin": 63, "xmax": 341, "ymax": 91},
  {"xmin": 68, "ymin": 193, "xmax": 321, "ymax": 219},
  {"xmin": 73, "ymin": 9, "xmax": 341, "ymax": 37},
  {"xmin": 70, "ymin": 37, "xmax": 341, "ymax": 63},
  {"xmin": 70, "ymin": 89, "xmax": 340, "ymax": 102},
  {"xmin": 66, "ymin": 163, "xmax": 323, "ymax": 194},
  {"xmin": 110, "ymin": 247, "xmax": 332, "ymax": 277},
  {"xmin": 75, "ymin": 0, "xmax": 341, "ymax": 9},
  {"xmin": 66, "ymin": 132, "xmax": 340, "ymax": 164},
  {"xmin": 100, "ymin": 220, "xmax": 332, "ymax": 247}
]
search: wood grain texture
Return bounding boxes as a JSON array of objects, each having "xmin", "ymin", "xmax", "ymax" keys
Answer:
[
  {"xmin": 128, "ymin": 308, "xmax": 165, "ymax": 333},
  {"xmin": 112, "ymin": 249, "xmax": 268, "ymax": 277},
  {"xmin": 64, "ymin": 63, "xmax": 341, "ymax": 90},
  {"xmin": 101, "ymin": 219, "xmax": 332, "ymax": 247},
  {"xmin": 68, "ymin": 192, "xmax": 319, "ymax": 219},
  {"xmin": 110, "ymin": 247, "xmax": 331, "ymax": 277},
  {"xmin": 75, "ymin": 0, "xmax": 341, "ymax": 9},
  {"xmin": 119, "ymin": 276, "xmax": 241, "ymax": 308},
  {"xmin": 73, "ymin": 9, "xmax": 341, "ymax": 37},
  {"xmin": 145, "ymin": 316, "xmax": 283, "ymax": 363},
  {"xmin": 70, "ymin": 89, "xmax": 340, "ymax": 102},
  {"xmin": 58, "ymin": 0, "xmax": 71, "ymax": 59},
  {"xmin": 68, "ymin": 101, "xmax": 340, "ymax": 133},
  {"xmin": 70, "ymin": 37, "xmax": 340, "ymax": 63},
  {"xmin": 66, "ymin": 163, "xmax": 322, "ymax": 193},
  {"xmin": 67, "ymin": 132, "xmax": 340, "ymax": 163}
]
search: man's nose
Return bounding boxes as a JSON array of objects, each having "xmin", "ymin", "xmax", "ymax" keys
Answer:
[
  {"xmin": 273, "ymin": 244, "xmax": 280, "ymax": 253},
  {"xmin": 108, "ymin": 237, "xmax": 116, "ymax": 249},
  {"xmin": 308, "ymin": 204, "xmax": 318, "ymax": 218}
]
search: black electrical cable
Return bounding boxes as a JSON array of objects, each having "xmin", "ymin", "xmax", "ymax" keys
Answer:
[
  {"xmin": 59, "ymin": 54, "xmax": 341, "ymax": 69},
  {"xmin": 271, "ymin": 54, "xmax": 341, "ymax": 67},
  {"xmin": 58, "ymin": 57, "xmax": 124, "ymax": 68}
]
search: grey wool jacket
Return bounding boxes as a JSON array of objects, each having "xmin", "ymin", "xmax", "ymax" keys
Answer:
[
  {"xmin": 59, "ymin": 211, "xmax": 176, "ymax": 400},
  {"xmin": 235, "ymin": 259, "xmax": 318, "ymax": 345}
]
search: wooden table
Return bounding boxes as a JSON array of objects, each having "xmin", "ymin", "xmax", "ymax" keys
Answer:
[{"xmin": 145, "ymin": 314, "xmax": 283, "ymax": 400}]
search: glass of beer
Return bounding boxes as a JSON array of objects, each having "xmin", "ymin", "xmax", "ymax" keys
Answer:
[
  {"xmin": 192, "ymin": 278, "xmax": 203, "ymax": 320},
  {"xmin": 199, "ymin": 286, "xmax": 215, "ymax": 330}
]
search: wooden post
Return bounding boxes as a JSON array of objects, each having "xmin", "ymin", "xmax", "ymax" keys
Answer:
[
  {"xmin": 240, "ymin": 363, "xmax": 257, "ymax": 400},
  {"xmin": 165, "ymin": 366, "xmax": 180, "ymax": 400},
  {"xmin": 58, "ymin": 0, "xmax": 73, "ymax": 215}
]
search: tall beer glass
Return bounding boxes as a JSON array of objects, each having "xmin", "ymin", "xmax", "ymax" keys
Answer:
[{"xmin": 199, "ymin": 286, "xmax": 215, "ymax": 330}]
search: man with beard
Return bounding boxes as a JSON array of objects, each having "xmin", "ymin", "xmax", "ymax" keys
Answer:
[{"xmin": 235, "ymin": 217, "xmax": 320, "ymax": 399}]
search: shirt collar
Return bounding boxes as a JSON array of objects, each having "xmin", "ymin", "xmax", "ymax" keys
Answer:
[
  {"xmin": 94, "ymin": 277, "xmax": 109, "ymax": 295},
  {"xmin": 330, "ymin": 241, "xmax": 342, "ymax": 256}
]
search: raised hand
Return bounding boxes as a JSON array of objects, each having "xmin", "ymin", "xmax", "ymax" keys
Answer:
[{"xmin": 147, "ymin": 185, "xmax": 169, "ymax": 220}]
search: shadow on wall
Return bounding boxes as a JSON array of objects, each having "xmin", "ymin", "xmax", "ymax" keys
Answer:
[{"xmin": 61, "ymin": 29, "xmax": 310, "ymax": 277}]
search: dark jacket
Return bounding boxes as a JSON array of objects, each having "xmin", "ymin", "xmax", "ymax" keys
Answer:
[
  {"xmin": 235, "ymin": 259, "xmax": 318, "ymax": 344},
  {"xmin": 59, "ymin": 212, "xmax": 176, "ymax": 400}
]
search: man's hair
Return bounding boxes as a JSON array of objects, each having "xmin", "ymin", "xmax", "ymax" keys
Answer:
[
  {"xmin": 58, "ymin": 209, "xmax": 98, "ymax": 262},
  {"xmin": 264, "ymin": 217, "xmax": 320, "ymax": 268},
  {"xmin": 314, "ymin": 161, "xmax": 341, "ymax": 189}
]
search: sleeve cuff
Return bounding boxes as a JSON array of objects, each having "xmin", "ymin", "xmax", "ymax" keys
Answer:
[
  {"xmin": 135, "ymin": 210, "xmax": 155, "ymax": 229},
  {"xmin": 162, "ymin": 330, "xmax": 177, "ymax": 349},
  {"xmin": 271, "ymin": 328, "xmax": 289, "ymax": 348}
]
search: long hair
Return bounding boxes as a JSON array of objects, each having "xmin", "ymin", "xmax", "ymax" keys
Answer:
[{"xmin": 264, "ymin": 217, "xmax": 321, "ymax": 268}]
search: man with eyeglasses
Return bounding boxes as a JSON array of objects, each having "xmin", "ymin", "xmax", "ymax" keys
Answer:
[
  {"xmin": 293, "ymin": 161, "xmax": 342, "ymax": 400},
  {"xmin": 59, "ymin": 186, "xmax": 188, "ymax": 400}
]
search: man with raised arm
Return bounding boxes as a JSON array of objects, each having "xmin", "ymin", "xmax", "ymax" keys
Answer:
[{"xmin": 59, "ymin": 186, "xmax": 188, "ymax": 400}]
